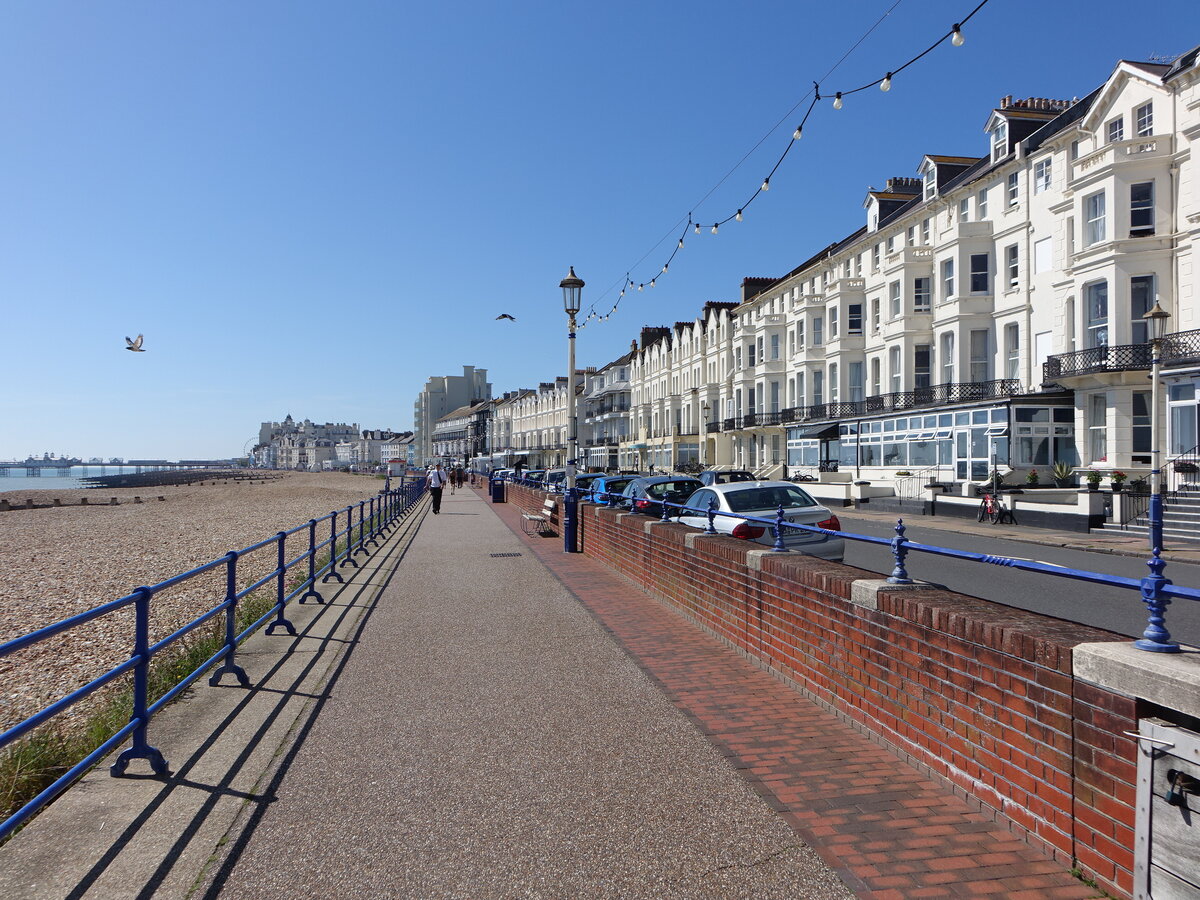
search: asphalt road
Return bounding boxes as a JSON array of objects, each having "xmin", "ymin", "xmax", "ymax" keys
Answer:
[{"xmin": 837, "ymin": 513, "xmax": 1200, "ymax": 647}]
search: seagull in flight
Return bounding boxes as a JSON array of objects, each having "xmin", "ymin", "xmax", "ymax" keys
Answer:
[
  {"xmin": 125, "ymin": 334, "xmax": 145, "ymax": 352},
  {"xmin": 495, "ymin": 314, "xmax": 516, "ymax": 321}
]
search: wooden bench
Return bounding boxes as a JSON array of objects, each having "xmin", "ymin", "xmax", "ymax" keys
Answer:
[{"xmin": 522, "ymin": 497, "xmax": 557, "ymax": 535}]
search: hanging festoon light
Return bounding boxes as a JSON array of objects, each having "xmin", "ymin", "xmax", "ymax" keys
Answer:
[
  {"xmin": 662, "ymin": 263, "xmax": 669, "ymax": 273},
  {"xmin": 638, "ymin": 283, "xmax": 644, "ymax": 291},
  {"xmin": 650, "ymin": 278, "xmax": 656, "ymax": 287},
  {"xmin": 951, "ymin": 23, "xmax": 964, "ymax": 46},
  {"xmin": 736, "ymin": 209, "xmax": 743, "ymax": 222},
  {"xmin": 694, "ymin": 223, "xmax": 701, "ymax": 234},
  {"xmin": 711, "ymin": 223, "xmax": 719, "ymax": 235},
  {"xmin": 761, "ymin": 178, "xmax": 770, "ymax": 192},
  {"xmin": 793, "ymin": 124, "xmax": 803, "ymax": 140},
  {"xmin": 678, "ymin": 237, "xmax": 684, "ymax": 249},
  {"xmin": 833, "ymin": 91, "xmax": 843, "ymax": 109},
  {"xmin": 880, "ymin": 72, "xmax": 892, "ymax": 92}
]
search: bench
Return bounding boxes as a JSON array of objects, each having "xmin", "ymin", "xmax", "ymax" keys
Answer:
[{"xmin": 522, "ymin": 497, "xmax": 557, "ymax": 535}]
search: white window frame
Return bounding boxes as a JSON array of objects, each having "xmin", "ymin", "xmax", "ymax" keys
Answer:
[
  {"xmin": 1007, "ymin": 172, "xmax": 1019, "ymax": 207},
  {"xmin": 914, "ymin": 277, "xmax": 931, "ymax": 313},
  {"xmin": 1005, "ymin": 244, "xmax": 1019, "ymax": 289},
  {"xmin": 889, "ymin": 281, "xmax": 901, "ymax": 319},
  {"xmin": 941, "ymin": 259, "xmax": 955, "ymax": 301},
  {"xmin": 977, "ymin": 189, "xmax": 988, "ymax": 219},
  {"xmin": 1005, "ymin": 324, "xmax": 1020, "ymax": 380},
  {"xmin": 969, "ymin": 253, "xmax": 990, "ymax": 294},
  {"xmin": 1034, "ymin": 158, "xmax": 1051, "ymax": 194},
  {"xmin": 1107, "ymin": 116, "xmax": 1124, "ymax": 144},
  {"xmin": 959, "ymin": 198, "xmax": 970, "ymax": 222},
  {"xmin": 1085, "ymin": 191, "xmax": 1106, "ymax": 246},
  {"xmin": 1130, "ymin": 181, "xmax": 1154, "ymax": 237},
  {"xmin": 1136, "ymin": 102, "xmax": 1153, "ymax": 137},
  {"xmin": 991, "ymin": 120, "xmax": 1008, "ymax": 163}
]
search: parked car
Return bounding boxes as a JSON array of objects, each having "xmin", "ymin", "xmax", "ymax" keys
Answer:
[
  {"xmin": 573, "ymin": 473, "xmax": 605, "ymax": 494},
  {"xmin": 697, "ymin": 470, "xmax": 757, "ymax": 486},
  {"xmin": 586, "ymin": 474, "xmax": 639, "ymax": 505},
  {"xmin": 520, "ymin": 469, "xmax": 546, "ymax": 484},
  {"xmin": 620, "ymin": 475, "xmax": 704, "ymax": 517},
  {"xmin": 675, "ymin": 481, "xmax": 844, "ymax": 561},
  {"xmin": 543, "ymin": 468, "xmax": 568, "ymax": 489}
]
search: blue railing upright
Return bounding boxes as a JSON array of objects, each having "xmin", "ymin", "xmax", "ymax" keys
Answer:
[{"xmin": 0, "ymin": 478, "xmax": 427, "ymax": 841}]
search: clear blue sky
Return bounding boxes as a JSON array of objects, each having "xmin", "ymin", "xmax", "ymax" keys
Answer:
[{"xmin": 2, "ymin": 1, "xmax": 1197, "ymax": 460}]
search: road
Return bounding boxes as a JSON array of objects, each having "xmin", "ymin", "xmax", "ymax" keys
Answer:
[{"xmin": 836, "ymin": 513, "xmax": 1200, "ymax": 648}]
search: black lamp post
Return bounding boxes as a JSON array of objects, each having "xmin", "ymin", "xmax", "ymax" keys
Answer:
[{"xmin": 560, "ymin": 267, "xmax": 584, "ymax": 552}]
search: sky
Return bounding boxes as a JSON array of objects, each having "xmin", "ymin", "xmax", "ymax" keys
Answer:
[{"xmin": 2, "ymin": 1, "xmax": 1198, "ymax": 461}]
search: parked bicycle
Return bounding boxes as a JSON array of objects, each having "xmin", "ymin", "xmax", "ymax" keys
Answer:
[{"xmin": 978, "ymin": 489, "xmax": 1018, "ymax": 525}]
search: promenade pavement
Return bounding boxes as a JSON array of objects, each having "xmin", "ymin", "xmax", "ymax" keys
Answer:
[{"xmin": 0, "ymin": 483, "xmax": 1110, "ymax": 898}]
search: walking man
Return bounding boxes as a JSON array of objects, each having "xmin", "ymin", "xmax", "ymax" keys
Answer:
[{"xmin": 428, "ymin": 463, "xmax": 449, "ymax": 514}]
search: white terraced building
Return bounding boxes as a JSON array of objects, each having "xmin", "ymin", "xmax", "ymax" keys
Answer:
[{"xmin": 479, "ymin": 46, "xmax": 1200, "ymax": 510}]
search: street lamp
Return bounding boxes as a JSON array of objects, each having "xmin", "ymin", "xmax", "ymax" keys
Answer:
[
  {"xmin": 701, "ymin": 402, "xmax": 711, "ymax": 467},
  {"xmin": 1144, "ymin": 301, "xmax": 1171, "ymax": 554},
  {"xmin": 561, "ymin": 266, "xmax": 584, "ymax": 553}
]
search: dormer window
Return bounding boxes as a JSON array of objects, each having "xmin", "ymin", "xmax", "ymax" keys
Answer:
[
  {"xmin": 990, "ymin": 120, "xmax": 1008, "ymax": 163},
  {"xmin": 922, "ymin": 165, "xmax": 937, "ymax": 201}
]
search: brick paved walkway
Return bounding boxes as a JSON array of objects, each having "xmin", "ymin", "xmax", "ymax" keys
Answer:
[{"xmin": 481, "ymin": 486, "xmax": 1101, "ymax": 899}]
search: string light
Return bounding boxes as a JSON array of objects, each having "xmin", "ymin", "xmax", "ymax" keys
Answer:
[{"xmin": 586, "ymin": 0, "xmax": 990, "ymax": 326}]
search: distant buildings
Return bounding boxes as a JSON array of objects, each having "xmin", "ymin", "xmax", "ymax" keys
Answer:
[
  {"xmin": 252, "ymin": 415, "xmax": 411, "ymax": 471},
  {"xmin": 413, "ymin": 366, "xmax": 492, "ymax": 463}
]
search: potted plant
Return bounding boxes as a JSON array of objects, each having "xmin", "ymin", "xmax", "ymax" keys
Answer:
[
  {"xmin": 1085, "ymin": 469, "xmax": 1103, "ymax": 492},
  {"xmin": 1110, "ymin": 470, "xmax": 1127, "ymax": 492},
  {"xmin": 1174, "ymin": 460, "xmax": 1199, "ymax": 475},
  {"xmin": 1052, "ymin": 461, "xmax": 1074, "ymax": 488},
  {"xmin": 894, "ymin": 470, "xmax": 913, "ymax": 477},
  {"xmin": 1026, "ymin": 468, "xmax": 1039, "ymax": 486}
]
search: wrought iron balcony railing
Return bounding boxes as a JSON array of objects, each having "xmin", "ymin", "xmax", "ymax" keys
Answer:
[{"xmin": 1043, "ymin": 343, "xmax": 1151, "ymax": 382}]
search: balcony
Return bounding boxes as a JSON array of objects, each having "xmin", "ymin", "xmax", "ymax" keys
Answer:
[{"xmin": 1043, "ymin": 343, "xmax": 1150, "ymax": 384}]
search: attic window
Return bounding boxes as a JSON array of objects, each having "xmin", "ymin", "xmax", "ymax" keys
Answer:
[
  {"xmin": 922, "ymin": 166, "xmax": 937, "ymax": 201},
  {"xmin": 990, "ymin": 120, "xmax": 1008, "ymax": 163}
]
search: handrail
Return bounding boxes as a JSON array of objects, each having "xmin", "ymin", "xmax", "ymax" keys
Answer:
[
  {"xmin": 0, "ymin": 478, "xmax": 428, "ymax": 841},
  {"xmin": 565, "ymin": 485, "xmax": 1196, "ymax": 655}
]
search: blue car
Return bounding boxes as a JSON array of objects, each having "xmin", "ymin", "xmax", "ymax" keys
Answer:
[{"xmin": 585, "ymin": 474, "xmax": 638, "ymax": 506}]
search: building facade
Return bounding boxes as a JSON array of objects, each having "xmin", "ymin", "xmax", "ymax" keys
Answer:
[{"xmin": 413, "ymin": 366, "xmax": 492, "ymax": 464}]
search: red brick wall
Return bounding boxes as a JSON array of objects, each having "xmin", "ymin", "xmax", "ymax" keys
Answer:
[{"xmin": 505, "ymin": 484, "xmax": 1140, "ymax": 898}]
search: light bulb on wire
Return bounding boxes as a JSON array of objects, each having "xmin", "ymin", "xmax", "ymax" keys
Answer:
[
  {"xmin": 951, "ymin": 24, "xmax": 964, "ymax": 46},
  {"xmin": 662, "ymin": 264, "xmax": 668, "ymax": 273},
  {"xmin": 880, "ymin": 73, "xmax": 892, "ymax": 92},
  {"xmin": 678, "ymin": 238, "xmax": 684, "ymax": 249},
  {"xmin": 833, "ymin": 92, "xmax": 843, "ymax": 110},
  {"xmin": 650, "ymin": 278, "xmax": 656, "ymax": 288},
  {"xmin": 761, "ymin": 178, "xmax": 770, "ymax": 192},
  {"xmin": 694, "ymin": 223, "xmax": 701, "ymax": 234},
  {"xmin": 736, "ymin": 209, "xmax": 743, "ymax": 222},
  {"xmin": 793, "ymin": 124, "xmax": 802, "ymax": 140},
  {"xmin": 711, "ymin": 223, "xmax": 719, "ymax": 235}
]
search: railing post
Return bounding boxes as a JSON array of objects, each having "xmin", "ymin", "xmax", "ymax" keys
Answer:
[
  {"xmin": 367, "ymin": 496, "xmax": 381, "ymax": 547},
  {"xmin": 111, "ymin": 587, "xmax": 169, "ymax": 776},
  {"xmin": 706, "ymin": 498, "xmax": 717, "ymax": 534},
  {"xmin": 339, "ymin": 505, "xmax": 359, "ymax": 568},
  {"xmin": 772, "ymin": 504, "xmax": 787, "ymax": 552},
  {"xmin": 660, "ymin": 495, "xmax": 672, "ymax": 522},
  {"xmin": 355, "ymin": 500, "xmax": 369, "ymax": 556},
  {"xmin": 323, "ymin": 509, "xmax": 344, "ymax": 582},
  {"xmin": 887, "ymin": 518, "xmax": 913, "ymax": 584},
  {"xmin": 1133, "ymin": 548, "xmax": 1180, "ymax": 652},
  {"xmin": 300, "ymin": 520, "xmax": 324, "ymax": 604},
  {"xmin": 210, "ymin": 553, "xmax": 251, "ymax": 686},
  {"xmin": 266, "ymin": 531, "xmax": 297, "ymax": 635}
]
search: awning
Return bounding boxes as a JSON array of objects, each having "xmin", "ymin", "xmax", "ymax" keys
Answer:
[{"xmin": 788, "ymin": 424, "xmax": 840, "ymax": 440}]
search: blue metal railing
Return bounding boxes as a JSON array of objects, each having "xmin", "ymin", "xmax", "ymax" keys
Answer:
[
  {"xmin": 0, "ymin": 478, "xmax": 427, "ymax": 841},
  {"xmin": 528, "ymin": 483, "xmax": 1200, "ymax": 657}
]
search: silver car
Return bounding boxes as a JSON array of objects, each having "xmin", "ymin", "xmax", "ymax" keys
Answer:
[{"xmin": 675, "ymin": 481, "xmax": 844, "ymax": 561}]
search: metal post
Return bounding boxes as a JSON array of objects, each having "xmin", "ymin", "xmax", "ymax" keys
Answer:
[
  {"xmin": 772, "ymin": 504, "xmax": 787, "ymax": 552},
  {"xmin": 300, "ymin": 520, "xmax": 324, "ymax": 604},
  {"xmin": 887, "ymin": 518, "xmax": 912, "ymax": 584},
  {"xmin": 565, "ymin": 308, "xmax": 579, "ymax": 553},
  {"xmin": 266, "ymin": 531, "xmax": 296, "ymax": 635},
  {"xmin": 1149, "ymin": 339, "xmax": 1164, "ymax": 556},
  {"xmin": 324, "ymin": 509, "xmax": 344, "ymax": 583},
  {"xmin": 354, "ymin": 500, "xmax": 369, "ymax": 556},
  {"xmin": 210, "ymin": 552, "xmax": 251, "ymax": 684},
  {"xmin": 339, "ymin": 504, "xmax": 359, "ymax": 568},
  {"xmin": 111, "ymin": 587, "xmax": 169, "ymax": 776},
  {"xmin": 1133, "ymin": 548, "xmax": 1179, "ymax": 652},
  {"xmin": 366, "ymin": 497, "xmax": 380, "ymax": 547},
  {"xmin": 706, "ymin": 498, "xmax": 718, "ymax": 534}
]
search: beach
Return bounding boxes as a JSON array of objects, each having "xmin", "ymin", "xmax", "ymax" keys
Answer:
[{"xmin": 0, "ymin": 472, "xmax": 392, "ymax": 731}]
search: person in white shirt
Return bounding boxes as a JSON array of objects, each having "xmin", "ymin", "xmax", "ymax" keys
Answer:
[{"xmin": 427, "ymin": 463, "xmax": 449, "ymax": 514}]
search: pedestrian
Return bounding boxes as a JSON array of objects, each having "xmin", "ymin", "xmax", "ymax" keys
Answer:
[
  {"xmin": 456, "ymin": 466, "xmax": 465, "ymax": 488},
  {"xmin": 428, "ymin": 463, "xmax": 449, "ymax": 513}
]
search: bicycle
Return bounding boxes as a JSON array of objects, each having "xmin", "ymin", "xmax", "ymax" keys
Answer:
[{"xmin": 977, "ymin": 489, "xmax": 1018, "ymax": 525}]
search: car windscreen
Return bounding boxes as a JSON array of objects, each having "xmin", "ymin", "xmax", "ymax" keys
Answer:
[
  {"xmin": 647, "ymin": 480, "xmax": 699, "ymax": 497},
  {"xmin": 725, "ymin": 486, "xmax": 817, "ymax": 512},
  {"xmin": 725, "ymin": 472, "xmax": 756, "ymax": 482}
]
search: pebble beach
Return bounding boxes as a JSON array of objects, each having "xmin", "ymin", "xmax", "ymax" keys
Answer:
[{"xmin": 1, "ymin": 472, "xmax": 393, "ymax": 732}]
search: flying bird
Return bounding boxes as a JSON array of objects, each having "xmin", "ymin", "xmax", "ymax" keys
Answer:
[
  {"xmin": 125, "ymin": 334, "xmax": 145, "ymax": 352},
  {"xmin": 495, "ymin": 314, "xmax": 516, "ymax": 321}
]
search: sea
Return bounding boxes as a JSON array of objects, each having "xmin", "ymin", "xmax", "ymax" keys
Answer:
[{"xmin": 0, "ymin": 466, "xmax": 144, "ymax": 494}]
